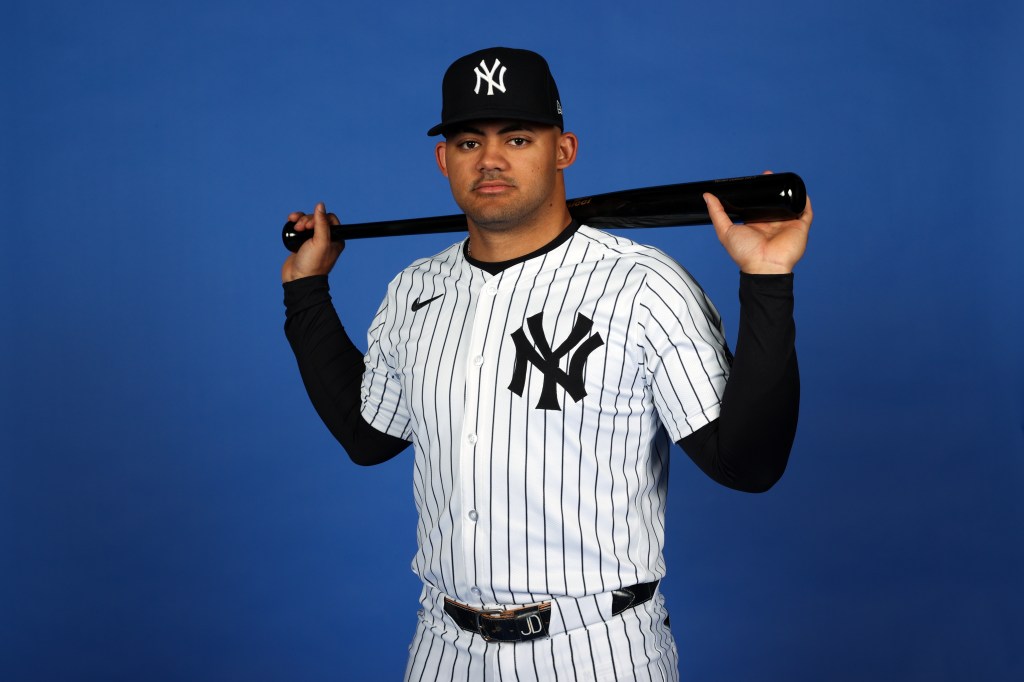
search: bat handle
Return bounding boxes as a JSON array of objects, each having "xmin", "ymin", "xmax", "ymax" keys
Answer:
[{"xmin": 281, "ymin": 222, "xmax": 345, "ymax": 253}]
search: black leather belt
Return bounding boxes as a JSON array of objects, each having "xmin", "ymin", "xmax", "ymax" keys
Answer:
[
  {"xmin": 444, "ymin": 581, "xmax": 659, "ymax": 643},
  {"xmin": 610, "ymin": 580, "xmax": 660, "ymax": 616}
]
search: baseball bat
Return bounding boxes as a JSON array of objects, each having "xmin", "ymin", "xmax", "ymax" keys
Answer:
[{"xmin": 281, "ymin": 172, "xmax": 806, "ymax": 252}]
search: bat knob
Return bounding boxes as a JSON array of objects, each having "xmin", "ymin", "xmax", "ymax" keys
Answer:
[
  {"xmin": 281, "ymin": 222, "xmax": 346, "ymax": 252},
  {"xmin": 282, "ymin": 221, "xmax": 306, "ymax": 253}
]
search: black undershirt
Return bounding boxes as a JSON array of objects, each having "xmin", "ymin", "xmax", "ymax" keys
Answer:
[{"xmin": 284, "ymin": 229, "xmax": 799, "ymax": 493}]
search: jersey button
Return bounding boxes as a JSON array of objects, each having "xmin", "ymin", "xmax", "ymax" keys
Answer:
[
  {"xmin": 485, "ymin": 285, "xmax": 497, "ymax": 296},
  {"xmin": 471, "ymin": 587, "xmax": 482, "ymax": 597},
  {"xmin": 468, "ymin": 510, "xmax": 478, "ymax": 522},
  {"xmin": 472, "ymin": 355, "xmax": 484, "ymax": 367},
  {"xmin": 467, "ymin": 433, "xmax": 478, "ymax": 445}
]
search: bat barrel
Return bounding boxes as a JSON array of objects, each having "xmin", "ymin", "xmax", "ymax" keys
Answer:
[{"xmin": 570, "ymin": 172, "xmax": 806, "ymax": 229}]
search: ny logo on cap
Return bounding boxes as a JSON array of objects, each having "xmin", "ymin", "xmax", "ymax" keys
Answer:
[{"xmin": 474, "ymin": 58, "xmax": 507, "ymax": 96}]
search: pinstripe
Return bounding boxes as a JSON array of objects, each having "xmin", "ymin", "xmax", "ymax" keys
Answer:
[
  {"xmin": 416, "ymin": 293, "xmax": 449, "ymax": 594},
  {"xmin": 442, "ymin": 303, "xmax": 462, "ymax": 596},
  {"xmin": 550, "ymin": 251, "xmax": 585, "ymax": 600},
  {"xmin": 517, "ymin": 253, "xmax": 552, "ymax": 604},
  {"xmin": 566, "ymin": 248, "xmax": 608, "ymax": 598},
  {"xmin": 612, "ymin": 268, "xmax": 645, "ymax": 584},
  {"xmin": 582, "ymin": 628, "xmax": 601, "ymax": 679},
  {"xmin": 496, "ymin": 263, "xmax": 529, "ymax": 603},
  {"xmin": 413, "ymin": 256, "xmax": 446, "ymax": 589},
  {"xmin": 442, "ymin": 261, "xmax": 472, "ymax": 595},
  {"xmin": 535, "ymin": 245, "xmax": 575, "ymax": 599},
  {"xmin": 364, "ymin": 228, "xmax": 717, "ymax": 679},
  {"xmin": 589, "ymin": 257, "xmax": 627, "ymax": 586},
  {"xmin": 644, "ymin": 286, "xmax": 718, "ymax": 404},
  {"xmin": 407, "ymin": 622, "xmax": 437, "ymax": 682},
  {"xmin": 640, "ymin": 263, "xmax": 729, "ymax": 378},
  {"xmin": 639, "ymin": 318, "xmax": 704, "ymax": 431}
]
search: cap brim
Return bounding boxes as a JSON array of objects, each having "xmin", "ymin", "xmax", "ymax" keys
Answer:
[{"xmin": 427, "ymin": 110, "xmax": 563, "ymax": 136}]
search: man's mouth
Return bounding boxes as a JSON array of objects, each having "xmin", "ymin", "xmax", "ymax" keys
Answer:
[{"xmin": 473, "ymin": 180, "xmax": 515, "ymax": 194}]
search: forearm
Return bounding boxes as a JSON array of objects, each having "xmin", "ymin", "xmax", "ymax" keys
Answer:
[
  {"xmin": 678, "ymin": 273, "xmax": 799, "ymax": 492},
  {"xmin": 283, "ymin": 276, "xmax": 410, "ymax": 466}
]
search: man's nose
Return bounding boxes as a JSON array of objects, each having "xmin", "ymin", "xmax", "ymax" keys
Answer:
[{"xmin": 477, "ymin": 139, "xmax": 508, "ymax": 172}]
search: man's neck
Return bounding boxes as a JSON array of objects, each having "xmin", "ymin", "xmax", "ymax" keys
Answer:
[
  {"xmin": 465, "ymin": 219, "xmax": 581, "ymax": 275},
  {"xmin": 466, "ymin": 208, "xmax": 574, "ymax": 262}
]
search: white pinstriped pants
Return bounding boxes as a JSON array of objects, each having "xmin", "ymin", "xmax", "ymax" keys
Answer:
[{"xmin": 404, "ymin": 584, "xmax": 679, "ymax": 681}]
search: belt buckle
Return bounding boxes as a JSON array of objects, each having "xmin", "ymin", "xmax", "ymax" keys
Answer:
[
  {"xmin": 473, "ymin": 607, "xmax": 505, "ymax": 642},
  {"xmin": 475, "ymin": 604, "xmax": 549, "ymax": 642}
]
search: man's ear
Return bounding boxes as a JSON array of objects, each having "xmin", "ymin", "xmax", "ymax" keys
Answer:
[
  {"xmin": 435, "ymin": 141, "xmax": 449, "ymax": 177},
  {"xmin": 556, "ymin": 132, "xmax": 578, "ymax": 170}
]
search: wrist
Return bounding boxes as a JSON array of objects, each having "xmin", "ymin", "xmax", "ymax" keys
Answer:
[
  {"xmin": 283, "ymin": 264, "xmax": 331, "ymax": 283},
  {"xmin": 740, "ymin": 265, "xmax": 793, "ymax": 275}
]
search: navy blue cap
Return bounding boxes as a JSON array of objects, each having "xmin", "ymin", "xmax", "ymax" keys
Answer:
[{"xmin": 428, "ymin": 47, "xmax": 563, "ymax": 137}]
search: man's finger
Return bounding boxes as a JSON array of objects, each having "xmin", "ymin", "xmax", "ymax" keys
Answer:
[
  {"xmin": 325, "ymin": 212, "xmax": 345, "ymax": 255},
  {"xmin": 311, "ymin": 202, "xmax": 330, "ymax": 247},
  {"xmin": 703, "ymin": 192, "xmax": 734, "ymax": 239},
  {"xmin": 801, "ymin": 195, "xmax": 814, "ymax": 227}
]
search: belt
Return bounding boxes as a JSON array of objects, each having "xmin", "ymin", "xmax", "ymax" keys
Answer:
[{"xmin": 443, "ymin": 581, "xmax": 660, "ymax": 643}]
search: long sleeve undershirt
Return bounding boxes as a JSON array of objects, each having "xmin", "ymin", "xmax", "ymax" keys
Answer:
[{"xmin": 283, "ymin": 270, "xmax": 799, "ymax": 492}]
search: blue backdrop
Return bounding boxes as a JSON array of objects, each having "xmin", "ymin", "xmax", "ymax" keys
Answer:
[{"xmin": 3, "ymin": 1, "xmax": 1022, "ymax": 680}]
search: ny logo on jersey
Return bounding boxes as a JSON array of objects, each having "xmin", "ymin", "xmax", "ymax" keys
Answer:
[
  {"xmin": 508, "ymin": 312, "xmax": 604, "ymax": 411},
  {"xmin": 474, "ymin": 58, "xmax": 507, "ymax": 95}
]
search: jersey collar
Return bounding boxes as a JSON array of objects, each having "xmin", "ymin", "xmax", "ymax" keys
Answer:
[{"xmin": 463, "ymin": 220, "xmax": 582, "ymax": 275}]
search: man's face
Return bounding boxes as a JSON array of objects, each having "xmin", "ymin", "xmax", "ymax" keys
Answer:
[{"xmin": 435, "ymin": 120, "xmax": 577, "ymax": 232}]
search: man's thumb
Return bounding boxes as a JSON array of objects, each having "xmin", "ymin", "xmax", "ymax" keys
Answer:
[{"xmin": 311, "ymin": 202, "xmax": 329, "ymax": 244}]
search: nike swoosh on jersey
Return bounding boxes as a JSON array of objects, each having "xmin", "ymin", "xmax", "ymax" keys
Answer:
[{"xmin": 411, "ymin": 294, "xmax": 444, "ymax": 311}]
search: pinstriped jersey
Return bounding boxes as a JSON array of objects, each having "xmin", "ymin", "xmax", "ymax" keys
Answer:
[{"xmin": 360, "ymin": 225, "xmax": 730, "ymax": 607}]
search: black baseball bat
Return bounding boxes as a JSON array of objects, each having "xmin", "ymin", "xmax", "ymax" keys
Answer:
[{"xmin": 281, "ymin": 172, "xmax": 806, "ymax": 252}]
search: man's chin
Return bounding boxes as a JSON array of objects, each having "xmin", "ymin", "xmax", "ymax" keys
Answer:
[
  {"xmin": 461, "ymin": 194, "xmax": 547, "ymax": 232},
  {"xmin": 464, "ymin": 207, "xmax": 526, "ymax": 232}
]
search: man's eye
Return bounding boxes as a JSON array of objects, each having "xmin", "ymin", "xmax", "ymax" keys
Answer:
[
  {"xmin": 458, "ymin": 140, "xmax": 479, "ymax": 150},
  {"xmin": 509, "ymin": 137, "xmax": 529, "ymax": 146}
]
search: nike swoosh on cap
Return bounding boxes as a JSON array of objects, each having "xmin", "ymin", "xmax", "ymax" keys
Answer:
[{"xmin": 411, "ymin": 294, "xmax": 444, "ymax": 311}]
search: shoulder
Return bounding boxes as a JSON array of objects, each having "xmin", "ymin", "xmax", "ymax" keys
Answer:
[
  {"xmin": 368, "ymin": 241, "xmax": 468, "ymax": 323},
  {"xmin": 573, "ymin": 225, "xmax": 707, "ymax": 295},
  {"xmin": 384, "ymin": 240, "xmax": 467, "ymax": 289}
]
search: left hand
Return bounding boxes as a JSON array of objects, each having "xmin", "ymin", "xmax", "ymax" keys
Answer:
[
  {"xmin": 704, "ymin": 171, "xmax": 813, "ymax": 274},
  {"xmin": 281, "ymin": 202, "xmax": 344, "ymax": 283}
]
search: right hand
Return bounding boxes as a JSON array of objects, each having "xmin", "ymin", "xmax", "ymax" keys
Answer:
[
  {"xmin": 704, "ymin": 171, "xmax": 812, "ymax": 275},
  {"xmin": 281, "ymin": 202, "xmax": 345, "ymax": 283}
]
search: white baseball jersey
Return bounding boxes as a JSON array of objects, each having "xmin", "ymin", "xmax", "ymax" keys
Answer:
[
  {"xmin": 361, "ymin": 224, "xmax": 730, "ymax": 679},
  {"xmin": 362, "ymin": 224, "xmax": 729, "ymax": 598}
]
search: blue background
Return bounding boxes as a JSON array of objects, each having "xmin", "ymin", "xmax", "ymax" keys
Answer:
[{"xmin": 3, "ymin": 1, "xmax": 1022, "ymax": 680}]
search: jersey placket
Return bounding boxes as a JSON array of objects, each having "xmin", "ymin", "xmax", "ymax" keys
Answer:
[{"xmin": 458, "ymin": 273, "xmax": 500, "ymax": 604}]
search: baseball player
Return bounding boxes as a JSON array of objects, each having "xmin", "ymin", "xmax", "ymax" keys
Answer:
[{"xmin": 282, "ymin": 47, "xmax": 811, "ymax": 681}]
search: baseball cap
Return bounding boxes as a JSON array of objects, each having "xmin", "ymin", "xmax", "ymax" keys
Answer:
[{"xmin": 427, "ymin": 47, "xmax": 563, "ymax": 137}]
